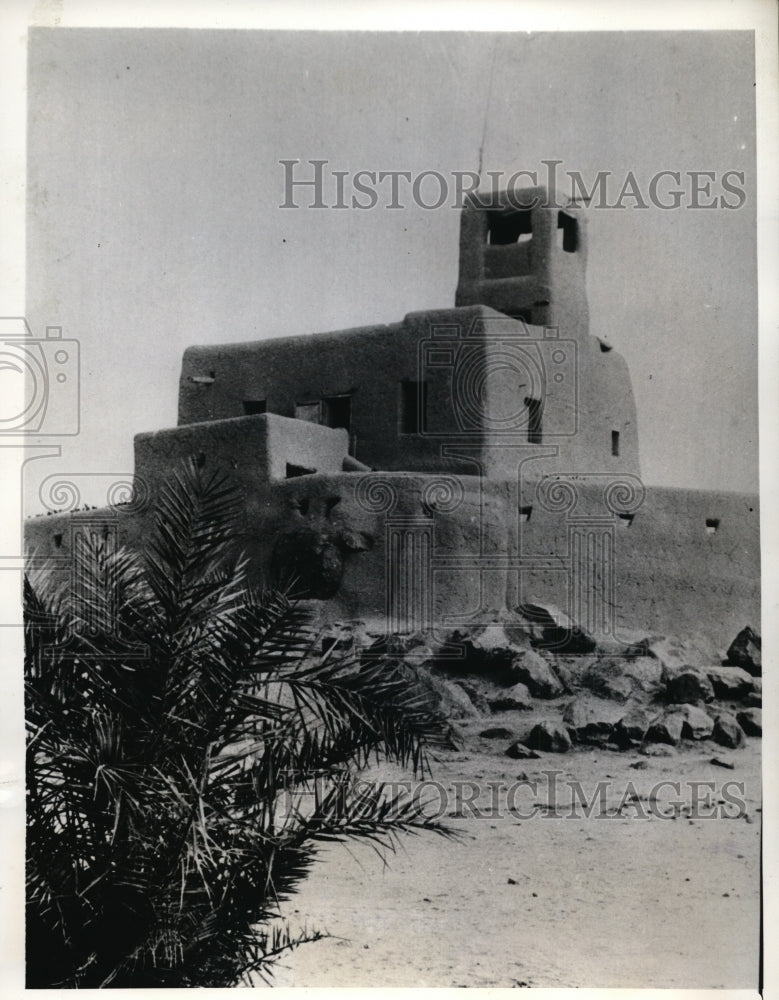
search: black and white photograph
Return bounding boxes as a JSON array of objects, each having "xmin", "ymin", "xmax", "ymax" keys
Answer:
[{"xmin": 1, "ymin": 1, "xmax": 777, "ymax": 994}]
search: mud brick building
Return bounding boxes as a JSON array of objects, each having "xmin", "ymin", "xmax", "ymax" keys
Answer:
[{"xmin": 26, "ymin": 185, "xmax": 759, "ymax": 648}]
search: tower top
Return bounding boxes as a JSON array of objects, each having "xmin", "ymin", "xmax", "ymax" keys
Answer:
[{"xmin": 455, "ymin": 184, "xmax": 588, "ymax": 333}]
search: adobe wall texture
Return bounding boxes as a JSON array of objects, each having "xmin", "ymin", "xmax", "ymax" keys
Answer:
[
  {"xmin": 25, "ymin": 471, "xmax": 759, "ymax": 652},
  {"xmin": 134, "ymin": 414, "xmax": 349, "ymax": 507},
  {"xmin": 178, "ymin": 305, "xmax": 639, "ymax": 482}
]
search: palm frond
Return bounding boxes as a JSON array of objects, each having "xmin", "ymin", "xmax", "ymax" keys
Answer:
[{"xmin": 25, "ymin": 458, "xmax": 452, "ymax": 987}]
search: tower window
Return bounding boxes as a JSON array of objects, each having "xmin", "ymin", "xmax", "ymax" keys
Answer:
[
  {"xmin": 286, "ymin": 463, "xmax": 316, "ymax": 478},
  {"xmin": 557, "ymin": 211, "xmax": 578, "ymax": 253},
  {"xmin": 706, "ymin": 518, "xmax": 720, "ymax": 535},
  {"xmin": 487, "ymin": 209, "xmax": 532, "ymax": 245},
  {"xmin": 322, "ymin": 394, "xmax": 352, "ymax": 432},
  {"xmin": 400, "ymin": 380, "xmax": 428, "ymax": 434},
  {"xmin": 611, "ymin": 430, "xmax": 620, "ymax": 457},
  {"xmin": 525, "ymin": 397, "xmax": 543, "ymax": 444},
  {"xmin": 243, "ymin": 399, "xmax": 267, "ymax": 415}
]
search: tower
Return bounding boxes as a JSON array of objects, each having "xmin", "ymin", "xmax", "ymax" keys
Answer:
[{"xmin": 455, "ymin": 184, "xmax": 589, "ymax": 343}]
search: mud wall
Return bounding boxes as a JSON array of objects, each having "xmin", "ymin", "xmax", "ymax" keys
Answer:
[{"xmin": 25, "ymin": 470, "xmax": 759, "ymax": 653}]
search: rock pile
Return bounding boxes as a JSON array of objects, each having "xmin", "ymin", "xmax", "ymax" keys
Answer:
[{"xmin": 317, "ymin": 607, "xmax": 763, "ymax": 757}]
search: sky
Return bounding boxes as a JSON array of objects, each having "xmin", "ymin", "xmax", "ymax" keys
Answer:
[{"xmin": 23, "ymin": 28, "xmax": 759, "ymax": 510}]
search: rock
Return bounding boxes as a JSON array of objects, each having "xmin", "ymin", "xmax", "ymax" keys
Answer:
[
  {"xmin": 614, "ymin": 705, "xmax": 658, "ymax": 748},
  {"xmin": 505, "ymin": 741, "xmax": 541, "ymax": 760},
  {"xmin": 444, "ymin": 625, "xmax": 531, "ymax": 677},
  {"xmin": 359, "ymin": 629, "xmax": 444, "ymax": 667},
  {"xmin": 645, "ymin": 634, "xmax": 722, "ymax": 674},
  {"xmin": 744, "ymin": 677, "xmax": 761, "ymax": 707},
  {"xmin": 712, "ymin": 712, "xmax": 745, "ymax": 749},
  {"xmin": 645, "ymin": 711, "xmax": 685, "ymax": 746},
  {"xmin": 360, "ymin": 655, "xmax": 480, "ymax": 724},
  {"xmin": 639, "ymin": 743, "xmax": 676, "ymax": 757},
  {"xmin": 562, "ymin": 699, "xmax": 616, "ymax": 744},
  {"xmin": 561, "ymin": 700, "xmax": 590, "ymax": 730},
  {"xmin": 479, "ymin": 726, "xmax": 514, "ymax": 740},
  {"xmin": 726, "ymin": 627, "xmax": 761, "ymax": 676},
  {"xmin": 665, "ymin": 669, "xmax": 715, "ymax": 705},
  {"xmin": 582, "ymin": 661, "xmax": 633, "ymax": 702},
  {"xmin": 319, "ymin": 623, "xmax": 358, "ymax": 656},
  {"xmin": 454, "ymin": 680, "xmax": 492, "ymax": 715},
  {"xmin": 621, "ymin": 656, "xmax": 665, "ymax": 692},
  {"xmin": 504, "ymin": 650, "xmax": 564, "ymax": 699},
  {"xmin": 705, "ymin": 666, "xmax": 754, "ymax": 701},
  {"xmin": 595, "ymin": 630, "xmax": 652, "ymax": 657},
  {"xmin": 399, "ymin": 644, "xmax": 437, "ymax": 668},
  {"xmin": 516, "ymin": 601, "xmax": 596, "ymax": 654},
  {"xmin": 437, "ymin": 632, "xmax": 491, "ymax": 674},
  {"xmin": 525, "ymin": 721, "xmax": 572, "ymax": 753},
  {"xmin": 488, "ymin": 682, "xmax": 533, "ymax": 712},
  {"xmin": 548, "ymin": 657, "xmax": 578, "ymax": 691},
  {"xmin": 421, "ymin": 672, "xmax": 482, "ymax": 720},
  {"xmin": 736, "ymin": 708, "xmax": 762, "ymax": 737},
  {"xmin": 582, "ymin": 657, "xmax": 664, "ymax": 702},
  {"xmin": 677, "ymin": 703, "xmax": 715, "ymax": 741}
]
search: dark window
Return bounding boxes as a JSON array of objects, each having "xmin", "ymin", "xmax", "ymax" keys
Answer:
[
  {"xmin": 617, "ymin": 513, "xmax": 634, "ymax": 528},
  {"xmin": 557, "ymin": 211, "xmax": 578, "ymax": 253},
  {"xmin": 243, "ymin": 399, "xmax": 267, "ymax": 415},
  {"xmin": 195, "ymin": 452, "xmax": 207, "ymax": 468},
  {"xmin": 286, "ymin": 463, "xmax": 316, "ymax": 478},
  {"xmin": 525, "ymin": 397, "xmax": 543, "ymax": 444},
  {"xmin": 322, "ymin": 394, "xmax": 352, "ymax": 431},
  {"xmin": 706, "ymin": 518, "xmax": 720, "ymax": 535},
  {"xmin": 400, "ymin": 380, "xmax": 428, "ymax": 434},
  {"xmin": 53, "ymin": 532, "xmax": 63, "ymax": 548},
  {"xmin": 519, "ymin": 506, "xmax": 533, "ymax": 523},
  {"xmin": 487, "ymin": 209, "xmax": 532, "ymax": 245},
  {"xmin": 611, "ymin": 430, "xmax": 620, "ymax": 457}
]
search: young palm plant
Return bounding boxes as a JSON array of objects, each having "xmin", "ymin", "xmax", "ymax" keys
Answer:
[{"xmin": 25, "ymin": 460, "xmax": 453, "ymax": 988}]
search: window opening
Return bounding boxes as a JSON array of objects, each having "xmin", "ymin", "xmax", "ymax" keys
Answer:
[
  {"xmin": 487, "ymin": 209, "xmax": 533, "ymax": 245},
  {"xmin": 525, "ymin": 397, "xmax": 543, "ymax": 444},
  {"xmin": 400, "ymin": 380, "xmax": 428, "ymax": 434}
]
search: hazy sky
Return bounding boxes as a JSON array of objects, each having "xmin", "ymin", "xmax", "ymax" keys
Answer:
[{"xmin": 25, "ymin": 29, "xmax": 757, "ymax": 509}]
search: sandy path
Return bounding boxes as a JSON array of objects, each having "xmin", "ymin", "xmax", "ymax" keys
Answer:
[{"xmin": 270, "ymin": 724, "xmax": 761, "ymax": 989}]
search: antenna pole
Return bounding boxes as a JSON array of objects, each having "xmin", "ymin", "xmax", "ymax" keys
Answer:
[{"xmin": 477, "ymin": 37, "xmax": 499, "ymax": 180}]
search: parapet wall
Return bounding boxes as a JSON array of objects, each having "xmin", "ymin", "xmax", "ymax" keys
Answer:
[{"xmin": 134, "ymin": 414, "xmax": 349, "ymax": 507}]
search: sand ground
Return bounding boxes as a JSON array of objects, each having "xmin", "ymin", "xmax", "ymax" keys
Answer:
[{"xmin": 269, "ymin": 710, "xmax": 761, "ymax": 989}]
